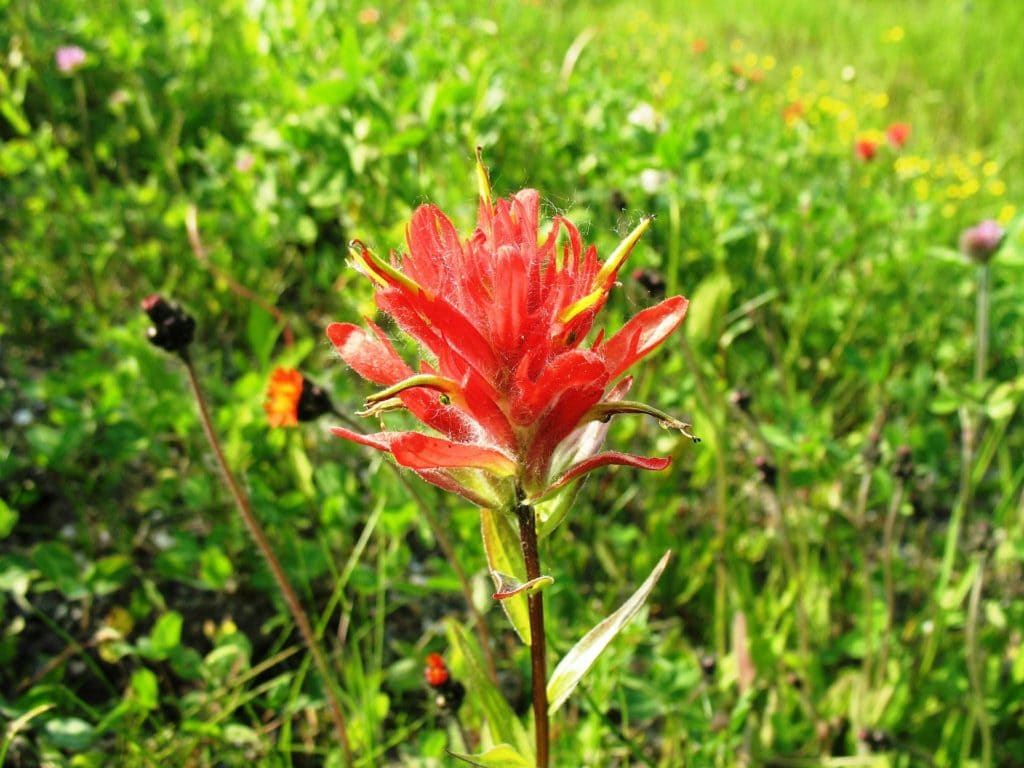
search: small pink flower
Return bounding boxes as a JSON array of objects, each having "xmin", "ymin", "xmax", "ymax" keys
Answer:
[
  {"xmin": 234, "ymin": 152, "xmax": 255, "ymax": 173},
  {"xmin": 55, "ymin": 45, "xmax": 87, "ymax": 74},
  {"xmin": 959, "ymin": 219, "xmax": 1005, "ymax": 263}
]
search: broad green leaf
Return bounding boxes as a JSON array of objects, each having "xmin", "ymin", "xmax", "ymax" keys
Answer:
[
  {"xmin": 141, "ymin": 611, "xmax": 183, "ymax": 660},
  {"xmin": 44, "ymin": 717, "xmax": 96, "ymax": 751},
  {"xmin": 448, "ymin": 622, "xmax": 533, "ymax": 759},
  {"xmin": 449, "ymin": 744, "xmax": 533, "ymax": 767},
  {"xmin": 480, "ymin": 508, "xmax": 531, "ymax": 645},
  {"xmin": 547, "ymin": 550, "xmax": 672, "ymax": 714},
  {"xmin": 131, "ymin": 667, "xmax": 159, "ymax": 710}
]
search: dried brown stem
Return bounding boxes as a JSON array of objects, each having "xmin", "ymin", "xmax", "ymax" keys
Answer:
[
  {"xmin": 185, "ymin": 205, "xmax": 294, "ymax": 347},
  {"xmin": 181, "ymin": 353, "xmax": 351, "ymax": 763}
]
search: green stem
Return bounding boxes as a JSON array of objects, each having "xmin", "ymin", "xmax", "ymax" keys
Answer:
[
  {"xmin": 181, "ymin": 353, "xmax": 352, "ymax": 764},
  {"xmin": 516, "ymin": 496, "xmax": 549, "ymax": 768},
  {"xmin": 965, "ymin": 558, "xmax": 991, "ymax": 768},
  {"xmin": 975, "ymin": 263, "xmax": 990, "ymax": 384},
  {"xmin": 877, "ymin": 477, "xmax": 905, "ymax": 681},
  {"xmin": 72, "ymin": 75, "xmax": 98, "ymax": 189},
  {"xmin": 679, "ymin": 336, "xmax": 728, "ymax": 657}
]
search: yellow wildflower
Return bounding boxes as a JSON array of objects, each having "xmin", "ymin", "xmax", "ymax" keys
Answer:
[{"xmin": 883, "ymin": 25, "xmax": 905, "ymax": 43}]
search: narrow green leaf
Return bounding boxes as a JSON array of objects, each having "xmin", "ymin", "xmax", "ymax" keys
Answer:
[
  {"xmin": 0, "ymin": 497, "xmax": 17, "ymax": 540},
  {"xmin": 480, "ymin": 508, "xmax": 531, "ymax": 645},
  {"xmin": 448, "ymin": 744, "xmax": 534, "ymax": 767},
  {"xmin": 448, "ymin": 621, "xmax": 533, "ymax": 759},
  {"xmin": 547, "ymin": 550, "xmax": 672, "ymax": 714}
]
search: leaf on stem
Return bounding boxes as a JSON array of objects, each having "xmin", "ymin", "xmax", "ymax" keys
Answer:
[
  {"xmin": 546, "ymin": 550, "xmax": 672, "ymax": 714},
  {"xmin": 448, "ymin": 744, "xmax": 534, "ymax": 767},
  {"xmin": 491, "ymin": 571, "xmax": 554, "ymax": 600},
  {"xmin": 480, "ymin": 508, "xmax": 532, "ymax": 644}
]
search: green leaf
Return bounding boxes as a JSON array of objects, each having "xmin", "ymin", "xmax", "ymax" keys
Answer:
[
  {"xmin": 491, "ymin": 571, "xmax": 553, "ymax": 600},
  {"xmin": 131, "ymin": 667, "xmax": 159, "ymax": 711},
  {"xmin": 536, "ymin": 481, "xmax": 581, "ymax": 540},
  {"xmin": 141, "ymin": 611, "xmax": 183, "ymax": 660},
  {"xmin": 448, "ymin": 744, "xmax": 534, "ymax": 767},
  {"xmin": 448, "ymin": 622, "xmax": 533, "ymax": 759},
  {"xmin": 0, "ymin": 498, "xmax": 17, "ymax": 540},
  {"xmin": 199, "ymin": 545, "xmax": 234, "ymax": 590},
  {"xmin": 480, "ymin": 508, "xmax": 531, "ymax": 645},
  {"xmin": 685, "ymin": 271, "xmax": 733, "ymax": 343},
  {"xmin": 44, "ymin": 717, "xmax": 96, "ymax": 751},
  {"xmin": 547, "ymin": 550, "xmax": 672, "ymax": 714}
]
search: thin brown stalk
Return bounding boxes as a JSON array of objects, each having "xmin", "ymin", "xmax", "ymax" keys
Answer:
[
  {"xmin": 185, "ymin": 206, "xmax": 295, "ymax": 347},
  {"xmin": 516, "ymin": 497, "xmax": 549, "ymax": 768},
  {"xmin": 180, "ymin": 353, "xmax": 351, "ymax": 763}
]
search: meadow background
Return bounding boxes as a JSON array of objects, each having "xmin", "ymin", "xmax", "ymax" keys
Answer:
[{"xmin": 2, "ymin": 0, "xmax": 1023, "ymax": 765}]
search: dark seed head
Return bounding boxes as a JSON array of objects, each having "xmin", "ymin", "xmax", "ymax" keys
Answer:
[{"xmin": 141, "ymin": 295, "xmax": 195, "ymax": 353}]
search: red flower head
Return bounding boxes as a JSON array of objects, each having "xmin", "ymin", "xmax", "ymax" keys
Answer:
[
  {"xmin": 424, "ymin": 653, "xmax": 449, "ymax": 687},
  {"xmin": 886, "ymin": 122, "xmax": 911, "ymax": 148},
  {"xmin": 329, "ymin": 151, "xmax": 692, "ymax": 511},
  {"xmin": 855, "ymin": 136, "xmax": 879, "ymax": 161}
]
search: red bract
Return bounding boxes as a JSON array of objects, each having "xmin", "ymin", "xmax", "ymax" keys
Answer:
[{"xmin": 329, "ymin": 153, "xmax": 690, "ymax": 510}]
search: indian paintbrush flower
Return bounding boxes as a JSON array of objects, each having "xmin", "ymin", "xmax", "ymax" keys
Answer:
[
  {"xmin": 329, "ymin": 153, "xmax": 692, "ymax": 513},
  {"xmin": 264, "ymin": 367, "xmax": 334, "ymax": 427}
]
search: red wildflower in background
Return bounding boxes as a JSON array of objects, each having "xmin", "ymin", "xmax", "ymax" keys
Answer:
[
  {"xmin": 886, "ymin": 122, "xmax": 911, "ymax": 148},
  {"xmin": 424, "ymin": 653, "xmax": 449, "ymax": 687},
  {"xmin": 691, "ymin": 38, "xmax": 708, "ymax": 55},
  {"xmin": 855, "ymin": 136, "xmax": 879, "ymax": 161},
  {"xmin": 329, "ymin": 153, "xmax": 691, "ymax": 510}
]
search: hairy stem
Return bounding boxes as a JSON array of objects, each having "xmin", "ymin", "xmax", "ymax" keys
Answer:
[
  {"xmin": 516, "ymin": 498, "xmax": 549, "ymax": 768},
  {"xmin": 182, "ymin": 353, "xmax": 352, "ymax": 763}
]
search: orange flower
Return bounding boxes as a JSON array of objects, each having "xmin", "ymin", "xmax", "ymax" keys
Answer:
[
  {"xmin": 264, "ymin": 368, "xmax": 303, "ymax": 427},
  {"xmin": 886, "ymin": 122, "xmax": 911, "ymax": 148},
  {"xmin": 691, "ymin": 38, "xmax": 708, "ymax": 55},
  {"xmin": 782, "ymin": 101, "xmax": 804, "ymax": 126}
]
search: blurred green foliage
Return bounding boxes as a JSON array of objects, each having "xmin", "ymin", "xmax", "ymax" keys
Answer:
[{"xmin": 1, "ymin": 0, "xmax": 1023, "ymax": 766}]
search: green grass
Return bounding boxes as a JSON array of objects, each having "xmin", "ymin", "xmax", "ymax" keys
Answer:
[{"xmin": 1, "ymin": 0, "xmax": 1022, "ymax": 766}]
